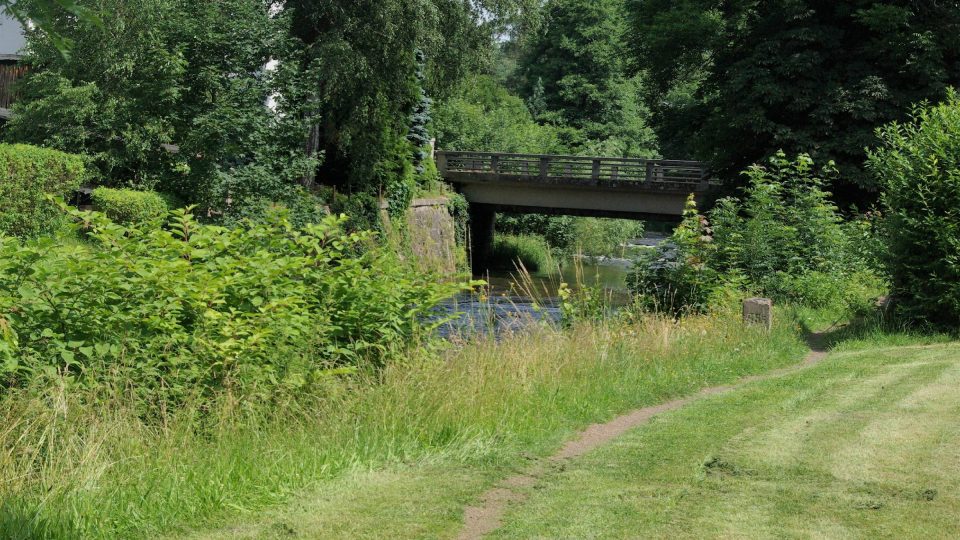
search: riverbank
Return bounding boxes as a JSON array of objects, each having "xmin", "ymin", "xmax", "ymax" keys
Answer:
[{"xmin": 4, "ymin": 305, "xmax": 808, "ymax": 538}]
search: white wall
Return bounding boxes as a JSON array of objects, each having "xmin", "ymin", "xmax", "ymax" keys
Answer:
[{"xmin": 0, "ymin": 11, "xmax": 26, "ymax": 56}]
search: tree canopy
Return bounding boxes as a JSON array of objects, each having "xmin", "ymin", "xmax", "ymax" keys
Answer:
[
  {"xmin": 628, "ymin": 0, "xmax": 960, "ymax": 203},
  {"xmin": 516, "ymin": 0, "xmax": 657, "ymax": 157},
  {"xmin": 4, "ymin": 0, "xmax": 306, "ymax": 216}
]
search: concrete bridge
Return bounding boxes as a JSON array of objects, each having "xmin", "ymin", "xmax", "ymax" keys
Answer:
[{"xmin": 436, "ymin": 151, "xmax": 712, "ymax": 271}]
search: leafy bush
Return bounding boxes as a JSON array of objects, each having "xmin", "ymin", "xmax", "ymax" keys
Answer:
[
  {"xmin": 628, "ymin": 196, "xmax": 722, "ymax": 314},
  {"xmin": 709, "ymin": 152, "xmax": 856, "ymax": 304},
  {"xmin": 0, "ymin": 206, "xmax": 467, "ymax": 410},
  {"xmin": 630, "ymin": 153, "xmax": 875, "ymax": 313},
  {"xmin": 497, "ymin": 214, "xmax": 645, "ymax": 259},
  {"xmin": 497, "ymin": 214, "xmax": 576, "ymax": 254},
  {"xmin": 868, "ymin": 91, "xmax": 960, "ymax": 326},
  {"xmin": 0, "ymin": 143, "xmax": 86, "ymax": 238},
  {"xmin": 572, "ymin": 218, "xmax": 645, "ymax": 258},
  {"xmin": 91, "ymin": 187, "xmax": 173, "ymax": 224}
]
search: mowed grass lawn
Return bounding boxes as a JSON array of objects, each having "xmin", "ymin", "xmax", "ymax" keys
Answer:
[{"xmin": 493, "ymin": 343, "xmax": 960, "ymax": 539}]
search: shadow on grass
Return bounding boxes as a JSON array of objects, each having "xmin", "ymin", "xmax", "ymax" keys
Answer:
[{"xmin": 797, "ymin": 304, "xmax": 955, "ymax": 353}]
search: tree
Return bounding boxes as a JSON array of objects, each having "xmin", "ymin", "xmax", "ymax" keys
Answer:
[
  {"xmin": 517, "ymin": 0, "xmax": 657, "ymax": 157},
  {"xmin": 1, "ymin": 0, "xmax": 100, "ymax": 53},
  {"xmin": 283, "ymin": 0, "xmax": 541, "ymax": 200},
  {"xmin": 433, "ymin": 74, "xmax": 563, "ymax": 154},
  {"xmin": 627, "ymin": 0, "xmax": 960, "ymax": 204},
  {"xmin": 5, "ymin": 0, "xmax": 313, "ymax": 217},
  {"xmin": 408, "ymin": 49, "xmax": 432, "ymax": 176}
]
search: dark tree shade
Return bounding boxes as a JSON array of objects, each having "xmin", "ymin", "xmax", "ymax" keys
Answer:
[{"xmin": 628, "ymin": 0, "xmax": 960, "ymax": 205}]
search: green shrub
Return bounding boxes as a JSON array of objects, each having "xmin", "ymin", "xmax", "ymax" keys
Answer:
[
  {"xmin": 628, "ymin": 196, "xmax": 722, "ymax": 314},
  {"xmin": 490, "ymin": 234, "xmax": 555, "ymax": 273},
  {"xmin": 709, "ymin": 152, "xmax": 851, "ymax": 286},
  {"xmin": 497, "ymin": 214, "xmax": 576, "ymax": 253},
  {"xmin": 868, "ymin": 90, "xmax": 960, "ymax": 326},
  {"xmin": 0, "ymin": 143, "xmax": 86, "ymax": 238},
  {"xmin": 91, "ymin": 187, "xmax": 172, "ymax": 224},
  {"xmin": 0, "ymin": 205, "xmax": 468, "ymax": 410},
  {"xmin": 572, "ymin": 218, "xmax": 645, "ymax": 258},
  {"xmin": 630, "ymin": 153, "xmax": 876, "ymax": 313}
]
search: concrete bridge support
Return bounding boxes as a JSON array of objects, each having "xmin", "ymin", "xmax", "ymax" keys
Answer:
[{"xmin": 468, "ymin": 204, "xmax": 497, "ymax": 276}]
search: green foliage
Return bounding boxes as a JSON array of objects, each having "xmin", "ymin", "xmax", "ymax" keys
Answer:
[
  {"xmin": 433, "ymin": 75, "xmax": 564, "ymax": 154},
  {"xmin": 288, "ymin": 0, "xmax": 540, "ymax": 197},
  {"xmin": 375, "ymin": 131, "xmax": 417, "ymax": 218},
  {"xmin": 497, "ymin": 214, "xmax": 644, "ymax": 259},
  {"xmin": 629, "ymin": 195, "xmax": 720, "ymax": 314},
  {"xmin": 571, "ymin": 218, "xmax": 644, "ymax": 258},
  {"xmin": 0, "ymin": 0, "xmax": 100, "ymax": 54},
  {"xmin": 490, "ymin": 234, "xmax": 555, "ymax": 273},
  {"xmin": 416, "ymin": 154, "xmax": 443, "ymax": 194},
  {"xmin": 868, "ymin": 91, "xmax": 960, "ymax": 326},
  {"xmin": 709, "ymin": 153, "xmax": 854, "ymax": 300},
  {"xmin": 326, "ymin": 190, "xmax": 381, "ymax": 234},
  {"xmin": 408, "ymin": 49, "xmax": 433, "ymax": 178},
  {"xmin": 6, "ymin": 0, "xmax": 315, "ymax": 215},
  {"xmin": 91, "ymin": 187, "xmax": 172, "ymax": 225},
  {"xmin": 628, "ymin": 0, "xmax": 960, "ymax": 202},
  {"xmin": 497, "ymin": 213, "xmax": 576, "ymax": 254},
  {"xmin": 445, "ymin": 192, "xmax": 470, "ymax": 250},
  {"xmin": 630, "ymin": 153, "xmax": 877, "ymax": 313},
  {"xmin": 517, "ymin": 0, "xmax": 658, "ymax": 157},
  {"xmin": 0, "ymin": 143, "xmax": 85, "ymax": 239},
  {"xmin": 0, "ymin": 206, "xmax": 467, "ymax": 409}
]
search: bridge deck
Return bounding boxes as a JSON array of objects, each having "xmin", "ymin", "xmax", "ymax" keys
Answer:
[{"xmin": 437, "ymin": 151, "xmax": 710, "ymax": 192}]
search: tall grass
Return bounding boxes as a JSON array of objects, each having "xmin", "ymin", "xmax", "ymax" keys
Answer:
[
  {"xmin": 0, "ymin": 307, "xmax": 806, "ymax": 538},
  {"xmin": 489, "ymin": 234, "xmax": 555, "ymax": 272}
]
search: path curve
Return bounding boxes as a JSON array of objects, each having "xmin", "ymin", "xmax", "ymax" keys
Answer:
[{"xmin": 457, "ymin": 333, "xmax": 830, "ymax": 540}]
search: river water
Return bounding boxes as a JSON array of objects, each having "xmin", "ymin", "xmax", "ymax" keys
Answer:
[
  {"xmin": 435, "ymin": 257, "xmax": 634, "ymax": 339},
  {"xmin": 434, "ymin": 233, "xmax": 669, "ymax": 338}
]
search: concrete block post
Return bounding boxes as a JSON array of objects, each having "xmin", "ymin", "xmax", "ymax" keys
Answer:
[{"xmin": 743, "ymin": 298, "xmax": 773, "ymax": 331}]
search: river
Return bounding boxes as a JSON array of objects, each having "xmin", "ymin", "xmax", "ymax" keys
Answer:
[{"xmin": 435, "ymin": 256, "xmax": 635, "ymax": 339}]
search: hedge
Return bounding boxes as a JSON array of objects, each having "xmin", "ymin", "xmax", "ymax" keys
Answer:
[
  {"xmin": 91, "ymin": 187, "xmax": 173, "ymax": 224},
  {"xmin": 0, "ymin": 143, "xmax": 86, "ymax": 238}
]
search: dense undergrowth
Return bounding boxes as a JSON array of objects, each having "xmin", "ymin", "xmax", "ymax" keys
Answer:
[
  {"xmin": 630, "ymin": 153, "xmax": 884, "ymax": 315},
  {"xmin": 0, "ymin": 206, "xmax": 466, "ymax": 410}
]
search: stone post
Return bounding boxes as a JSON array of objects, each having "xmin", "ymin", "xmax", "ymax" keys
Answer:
[{"xmin": 743, "ymin": 298, "xmax": 773, "ymax": 331}]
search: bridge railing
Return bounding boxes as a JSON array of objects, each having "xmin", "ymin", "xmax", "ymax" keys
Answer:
[{"xmin": 436, "ymin": 151, "xmax": 710, "ymax": 190}]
